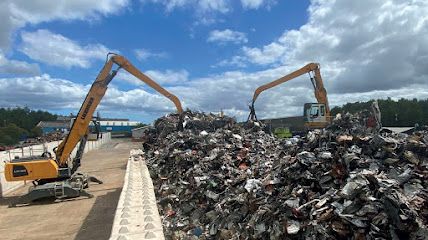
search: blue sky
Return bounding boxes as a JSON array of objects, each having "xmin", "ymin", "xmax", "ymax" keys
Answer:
[
  {"xmin": 16, "ymin": 1, "xmax": 309, "ymax": 79},
  {"xmin": 0, "ymin": 0, "xmax": 427, "ymax": 123}
]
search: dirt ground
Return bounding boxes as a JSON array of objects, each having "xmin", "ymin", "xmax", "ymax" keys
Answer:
[{"xmin": 0, "ymin": 139, "xmax": 140, "ymax": 240}]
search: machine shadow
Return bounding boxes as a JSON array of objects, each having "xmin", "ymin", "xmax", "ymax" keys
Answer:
[
  {"xmin": 0, "ymin": 194, "xmax": 96, "ymax": 207},
  {"xmin": 75, "ymin": 187, "xmax": 122, "ymax": 240}
]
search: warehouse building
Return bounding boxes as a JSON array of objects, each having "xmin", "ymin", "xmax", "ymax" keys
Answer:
[
  {"xmin": 36, "ymin": 120, "xmax": 70, "ymax": 134},
  {"xmin": 98, "ymin": 118, "xmax": 140, "ymax": 137},
  {"xmin": 37, "ymin": 115, "xmax": 141, "ymax": 136}
]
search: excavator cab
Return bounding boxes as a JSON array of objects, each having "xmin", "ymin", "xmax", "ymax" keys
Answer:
[{"xmin": 303, "ymin": 103, "xmax": 329, "ymax": 129}]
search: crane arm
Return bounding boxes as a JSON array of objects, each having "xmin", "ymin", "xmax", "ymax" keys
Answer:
[
  {"xmin": 55, "ymin": 53, "xmax": 183, "ymax": 166},
  {"xmin": 248, "ymin": 62, "xmax": 329, "ymax": 120},
  {"xmin": 110, "ymin": 55, "xmax": 183, "ymax": 113}
]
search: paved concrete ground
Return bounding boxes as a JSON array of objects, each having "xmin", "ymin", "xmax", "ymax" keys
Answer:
[{"xmin": 0, "ymin": 139, "xmax": 140, "ymax": 240}]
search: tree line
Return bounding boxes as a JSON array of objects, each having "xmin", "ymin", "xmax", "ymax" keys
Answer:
[
  {"xmin": 0, "ymin": 107, "xmax": 57, "ymax": 146},
  {"xmin": 331, "ymin": 98, "xmax": 428, "ymax": 127}
]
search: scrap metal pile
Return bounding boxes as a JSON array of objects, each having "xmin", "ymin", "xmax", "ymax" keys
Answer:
[
  {"xmin": 20, "ymin": 131, "xmax": 65, "ymax": 147},
  {"xmin": 143, "ymin": 111, "xmax": 428, "ymax": 239},
  {"xmin": 34, "ymin": 131, "xmax": 65, "ymax": 143}
]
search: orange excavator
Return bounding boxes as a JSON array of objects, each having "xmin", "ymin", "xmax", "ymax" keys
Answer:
[
  {"xmin": 248, "ymin": 63, "xmax": 331, "ymax": 129},
  {"xmin": 4, "ymin": 53, "xmax": 183, "ymax": 205}
]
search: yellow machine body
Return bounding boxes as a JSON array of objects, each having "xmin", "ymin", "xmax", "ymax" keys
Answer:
[
  {"xmin": 4, "ymin": 159, "xmax": 59, "ymax": 181},
  {"xmin": 304, "ymin": 121, "xmax": 329, "ymax": 129}
]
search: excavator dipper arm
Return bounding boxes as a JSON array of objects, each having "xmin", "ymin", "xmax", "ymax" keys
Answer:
[
  {"xmin": 248, "ymin": 63, "xmax": 329, "ymax": 121},
  {"xmin": 55, "ymin": 53, "xmax": 183, "ymax": 167}
]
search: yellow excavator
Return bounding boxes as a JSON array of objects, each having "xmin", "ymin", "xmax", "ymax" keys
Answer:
[
  {"xmin": 4, "ymin": 53, "xmax": 183, "ymax": 206},
  {"xmin": 248, "ymin": 63, "xmax": 330, "ymax": 129}
]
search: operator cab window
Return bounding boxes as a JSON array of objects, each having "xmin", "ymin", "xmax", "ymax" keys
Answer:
[
  {"xmin": 320, "ymin": 105, "xmax": 325, "ymax": 116},
  {"xmin": 310, "ymin": 106, "xmax": 319, "ymax": 118}
]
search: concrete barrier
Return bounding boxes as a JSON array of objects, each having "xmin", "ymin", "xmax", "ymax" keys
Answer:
[
  {"xmin": 0, "ymin": 132, "xmax": 111, "ymax": 197},
  {"xmin": 109, "ymin": 149, "xmax": 164, "ymax": 240}
]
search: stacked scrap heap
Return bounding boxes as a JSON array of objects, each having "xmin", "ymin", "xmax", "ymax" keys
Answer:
[{"xmin": 142, "ymin": 111, "xmax": 428, "ymax": 240}]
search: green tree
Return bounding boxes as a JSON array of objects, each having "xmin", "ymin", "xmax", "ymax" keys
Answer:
[
  {"xmin": 30, "ymin": 126, "xmax": 43, "ymax": 138},
  {"xmin": 0, "ymin": 123, "xmax": 28, "ymax": 145},
  {"xmin": 0, "ymin": 107, "xmax": 57, "ymax": 145},
  {"xmin": 332, "ymin": 98, "xmax": 428, "ymax": 127}
]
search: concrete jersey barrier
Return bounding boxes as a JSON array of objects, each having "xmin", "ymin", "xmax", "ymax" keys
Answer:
[{"xmin": 109, "ymin": 149, "xmax": 165, "ymax": 240}]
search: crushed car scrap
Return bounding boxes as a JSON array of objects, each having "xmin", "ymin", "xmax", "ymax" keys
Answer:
[{"xmin": 140, "ymin": 111, "xmax": 428, "ymax": 240}]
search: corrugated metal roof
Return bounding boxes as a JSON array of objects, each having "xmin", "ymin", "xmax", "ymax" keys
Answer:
[{"xmin": 37, "ymin": 121, "xmax": 69, "ymax": 128}]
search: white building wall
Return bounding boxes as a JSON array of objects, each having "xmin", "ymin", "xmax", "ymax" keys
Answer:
[
  {"xmin": 99, "ymin": 120, "xmax": 140, "ymax": 127},
  {"xmin": 0, "ymin": 132, "xmax": 111, "ymax": 197}
]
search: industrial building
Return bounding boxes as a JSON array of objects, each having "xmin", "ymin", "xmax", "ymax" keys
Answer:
[
  {"xmin": 37, "ymin": 115, "xmax": 141, "ymax": 136},
  {"xmin": 98, "ymin": 118, "xmax": 140, "ymax": 133},
  {"xmin": 36, "ymin": 120, "xmax": 70, "ymax": 135}
]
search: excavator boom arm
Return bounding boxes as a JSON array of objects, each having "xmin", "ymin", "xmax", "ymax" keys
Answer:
[
  {"xmin": 55, "ymin": 54, "xmax": 183, "ymax": 166},
  {"xmin": 110, "ymin": 55, "xmax": 183, "ymax": 113},
  {"xmin": 249, "ymin": 62, "xmax": 329, "ymax": 119}
]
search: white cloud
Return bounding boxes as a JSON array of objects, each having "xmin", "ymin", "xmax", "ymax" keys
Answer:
[
  {"xmin": 0, "ymin": 0, "xmax": 128, "ymax": 51},
  {"xmin": 143, "ymin": 0, "xmax": 230, "ymax": 14},
  {"xmin": 143, "ymin": 0, "xmax": 276, "ymax": 13},
  {"xmin": 0, "ymin": 74, "xmax": 88, "ymax": 110},
  {"xmin": 101, "ymin": 87, "xmax": 176, "ymax": 114},
  {"xmin": 117, "ymin": 69, "xmax": 189, "ymax": 86},
  {"xmin": 142, "ymin": 0, "xmax": 231, "ymax": 25},
  {"xmin": 134, "ymin": 49, "xmax": 168, "ymax": 61},
  {"xmin": 207, "ymin": 29, "xmax": 248, "ymax": 44},
  {"xmin": 166, "ymin": 65, "xmax": 316, "ymax": 119},
  {"xmin": 19, "ymin": 29, "xmax": 111, "ymax": 68},
  {"xmin": 241, "ymin": 0, "xmax": 263, "ymax": 9},
  {"xmin": 0, "ymin": 74, "xmax": 176, "ymax": 116},
  {"xmin": 165, "ymin": 66, "xmax": 427, "ymax": 121},
  {"xmin": 187, "ymin": 0, "xmax": 428, "ymax": 120},
  {"xmin": 142, "ymin": 0, "xmax": 277, "ymax": 25},
  {"xmin": 0, "ymin": 2, "xmax": 19, "ymax": 51},
  {"xmin": 240, "ymin": 0, "xmax": 275, "ymax": 10},
  {"xmin": 329, "ymin": 86, "xmax": 428, "ymax": 107},
  {"xmin": 1, "ymin": 66, "xmax": 427, "ymax": 123},
  {"xmin": 9, "ymin": 0, "xmax": 128, "ymax": 24},
  {"xmin": 221, "ymin": 0, "xmax": 428, "ymax": 96},
  {"xmin": 0, "ymin": 52, "xmax": 40, "ymax": 75},
  {"xmin": 242, "ymin": 42, "xmax": 286, "ymax": 65},
  {"xmin": 196, "ymin": 0, "xmax": 230, "ymax": 14},
  {"xmin": 212, "ymin": 56, "xmax": 247, "ymax": 68},
  {"xmin": 0, "ymin": 1, "xmax": 128, "ymax": 74},
  {"xmin": 146, "ymin": 69, "xmax": 189, "ymax": 84}
]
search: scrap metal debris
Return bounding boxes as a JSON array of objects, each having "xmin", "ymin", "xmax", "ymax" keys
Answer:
[{"xmin": 142, "ymin": 111, "xmax": 428, "ymax": 239}]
